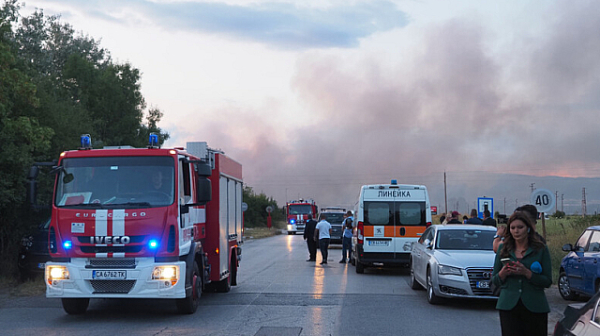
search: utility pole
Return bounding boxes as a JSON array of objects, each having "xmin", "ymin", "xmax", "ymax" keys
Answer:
[
  {"xmin": 444, "ymin": 171, "xmax": 448, "ymax": 214},
  {"xmin": 555, "ymin": 191, "xmax": 558, "ymax": 214},
  {"xmin": 503, "ymin": 197, "xmax": 506, "ymax": 214},
  {"xmin": 561, "ymin": 194, "xmax": 564, "ymax": 212},
  {"xmin": 530, "ymin": 183, "xmax": 536, "ymax": 193},
  {"xmin": 582, "ymin": 187, "xmax": 587, "ymax": 217}
]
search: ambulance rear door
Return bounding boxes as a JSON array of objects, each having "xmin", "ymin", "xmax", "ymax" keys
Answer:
[{"xmin": 392, "ymin": 187, "xmax": 428, "ymax": 255}]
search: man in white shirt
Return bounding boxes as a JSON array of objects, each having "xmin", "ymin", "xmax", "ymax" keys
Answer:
[{"xmin": 314, "ymin": 214, "xmax": 332, "ymax": 265}]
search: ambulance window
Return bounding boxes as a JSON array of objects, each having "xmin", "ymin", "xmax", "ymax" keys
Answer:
[
  {"xmin": 397, "ymin": 203, "xmax": 425, "ymax": 225},
  {"xmin": 365, "ymin": 202, "xmax": 392, "ymax": 225}
]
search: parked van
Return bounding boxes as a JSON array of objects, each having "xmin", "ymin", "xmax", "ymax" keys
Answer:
[
  {"xmin": 320, "ymin": 207, "xmax": 346, "ymax": 244},
  {"xmin": 352, "ymin": 180, "xmax": 431, "ymax": 273}
]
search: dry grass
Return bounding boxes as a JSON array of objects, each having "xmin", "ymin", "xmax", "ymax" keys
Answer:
[
  {"xmin": 0, "ymin": 275, "xmax": 45, "ymax": 297},
  {"xmin": 244, "ymin": 227, "xmax": 282, "ymax": 239}
]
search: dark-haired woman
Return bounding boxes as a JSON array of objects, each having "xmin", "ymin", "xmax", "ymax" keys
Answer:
[{"xmin": 491, "ymin": 211, "xmax": 552, "ymax": 336}]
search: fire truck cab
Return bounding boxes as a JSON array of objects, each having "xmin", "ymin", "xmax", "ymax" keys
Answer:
[
  {"xmin": 285, "ymin": 199, "xmax": 318, "ymax": 235},
  {"xmin": 44, "ymin": 135, "xmax": 243, "ymax": 315}
]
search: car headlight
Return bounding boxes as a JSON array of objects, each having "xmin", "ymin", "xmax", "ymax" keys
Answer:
[{"xmin": 438, "ymin": 264, "xmax": 462, "ymax": 276}]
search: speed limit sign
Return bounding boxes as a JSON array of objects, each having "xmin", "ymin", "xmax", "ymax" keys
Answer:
[{"xmin": 530, "ymin": 188, "xmax": 556, "ymax": 213}]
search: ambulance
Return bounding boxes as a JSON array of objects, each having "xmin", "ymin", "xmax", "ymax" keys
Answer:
[{"xmin": 351, "ymin": 180, "xmax": 431, "ymax": 274}]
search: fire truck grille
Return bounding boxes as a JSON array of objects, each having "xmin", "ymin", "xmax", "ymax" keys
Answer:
[
  {"xmin": 80, "ymin": 245, "xmax": 144, "ymax": 254},
  {"xmin": 90, "ymin": 280, "xmax": 136, "ymax": 294},
  {"xmin": 88, "ymin": 258, "xmax": 136, "ymax": 268}
]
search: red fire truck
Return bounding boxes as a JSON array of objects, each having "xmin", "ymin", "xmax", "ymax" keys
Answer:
[
  {"xmin": 285, "ymin": 199, "xmax": 318, "ymax": 235},
  {"xmin": 44, "ymin": 135, "xmax": 243, "ymax": 314}
]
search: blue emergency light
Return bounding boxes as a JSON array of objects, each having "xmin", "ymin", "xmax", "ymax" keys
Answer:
[
  {"xmin": 148, "ymin": 133, "xmax": 159, "ymax": 148},
  {"xmin": 149, "ymin": 240, "xmax": 159, "ymax": 249},
  {"xmin": 80, "ymin": 134, "xmax": 92, "ymax": 149},
  {"xmin": 63, "ymin": 240, "xmax": 72, "ymax": 250},
  {"xmin": 289, "ymin": 219, "xmax": 296, "ymax": 224}
]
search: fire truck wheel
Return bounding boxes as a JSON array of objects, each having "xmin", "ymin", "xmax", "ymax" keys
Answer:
[
  {"xmin": 230, "ymin": 257, "xmax": 237, "ymax": 286},
  {"xmin": 215, "ymin": 267, "xmax": 232, "ymax": 293},
  {"xmin": 62, "ymin": 298, "xmax": 89, "ymax": 315},
  {"xmin": 176, "ymin": 262, "xmax": 202, "ymax": 314}
]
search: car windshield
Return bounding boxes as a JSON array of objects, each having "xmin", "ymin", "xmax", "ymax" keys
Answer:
[
  {"xmin": 54, "ymin": 156, "xmax": 175, "ymax": 208},
  {"xmin": 289, "ymin": 204, "xmax": 312, "ymax": 214},
  {"xmin": 435, "ymin": 230, "xmax": 495, "ymax": 250}
]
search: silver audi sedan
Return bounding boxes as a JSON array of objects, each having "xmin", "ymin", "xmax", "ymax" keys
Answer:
[{"xmin": 409, "ymin": 224, "xmax": 498, "ymax": 304}]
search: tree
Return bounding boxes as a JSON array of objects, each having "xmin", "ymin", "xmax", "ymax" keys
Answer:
[
  {"xmin": 0, "ymin": 0, "xmax": 53, "ymax": 267},
  {"xmin": 242, "ymin": 186, "xmax": 283, "ymax": 228}
]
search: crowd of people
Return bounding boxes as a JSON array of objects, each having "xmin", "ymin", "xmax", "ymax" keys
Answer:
[{"xmin": 303, "ymin": 204, "xmax": 551, "ymax": 336}]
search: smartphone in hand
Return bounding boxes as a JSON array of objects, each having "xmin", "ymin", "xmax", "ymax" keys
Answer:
[{"xmin": 501, "ymin": 258, "xmax": 511, "ymax": 266}]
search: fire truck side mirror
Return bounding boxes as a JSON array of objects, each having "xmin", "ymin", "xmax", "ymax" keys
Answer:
[
  {"xmin": 195, "ymin": 177, "xmax": 211, "ymax": 205},
  {"xmin": 195, "ymin": 162, "xmax": 211, "ymax": 177}
]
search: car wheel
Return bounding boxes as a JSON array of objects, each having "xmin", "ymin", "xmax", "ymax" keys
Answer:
[
  {"xmin": 426, "ymin": 268, "xmax": 441, "ymax": 304},
  {"xmin": 62, "ymin": 298, "xmax": 90, "ymax": 315},
  {"xmin": 409, "ymin": 261, "xmax": 422, "ymax": 290},
  {"xmin": 558, "ymin": 271, "xmax": 578, "ymax": 300}
]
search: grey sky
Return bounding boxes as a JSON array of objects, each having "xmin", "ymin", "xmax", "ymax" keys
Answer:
[
  {"xmin": 20, "ymin": 0, "xmax": 600, "ymax": 213},
  {"xmin": 46, "ymin": 0, "xmax": 409, "ymax": 49}
]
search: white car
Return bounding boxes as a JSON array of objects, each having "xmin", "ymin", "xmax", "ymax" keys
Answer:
[{"xmin": 409, "ymin": 224, "xmax": 498, "ymax": 304}]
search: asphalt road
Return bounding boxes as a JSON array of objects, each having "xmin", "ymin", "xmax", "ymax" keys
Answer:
[{"xmin": 0, "ymin": 234, "xmax": 574, "ymax": 336}]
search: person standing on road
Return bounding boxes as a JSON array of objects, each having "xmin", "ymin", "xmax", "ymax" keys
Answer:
[
  {"xmin": 494, "ymin": 204, "xmax": 545, "ymax": 253},
  {"xmin": 303, "ymin": 214, "xmax": 318, "ymax": 262},
  {"xmin": 492, "ymin": 211, "xmax": 552, "ymax": 336},
  {"xmin": 314, "ymin": 214, "xmax": 332, "ymax": 265},
  {"xmin": 340, "ymin": 211, "xmax": 353, "ymax": 263},
  {"xmin": 447, "ymin": 211, "xmax": 462, "ymax": 224},
  {"xmin": 482, "ymin": 210, "xmax": 497, "ymax": 227},
  {"xmin": 466, "ymin": 209, "xmax": 483, "ymax": 224}
]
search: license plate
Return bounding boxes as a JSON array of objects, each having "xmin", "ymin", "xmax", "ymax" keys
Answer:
[
  {"xmin": 476, "ymin": 281, "xmax": 490, "ymax": 289},
  {"xmin": 93, "ymin": 270, "xmax": 127, "ymax": 280},
  {"xmin": 368, "ymin": 240, "xmax": 390, "ymax": 246},
  {"xmin": 37, "ymin": 263, "xmax": 45, "ymax": 269}
]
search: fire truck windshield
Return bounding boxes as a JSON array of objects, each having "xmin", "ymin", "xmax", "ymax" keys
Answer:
[
  {"xmin": 54, "ymin": 156, "xmax": 175, "ymax": 208},
  {"xmin": 288, "ymin": 204, "xmax": 313, "ymax": 215}
]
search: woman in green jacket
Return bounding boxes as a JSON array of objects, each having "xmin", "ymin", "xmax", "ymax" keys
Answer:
[{"xmin": 492, "ymin": 211, "xmax": 552, "ymax": 336}]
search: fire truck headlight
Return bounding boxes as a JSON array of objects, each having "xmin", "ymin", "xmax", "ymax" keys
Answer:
[
  {"xmin": 46, "ymin": 265, "xmax": 70, "ymax": 285},
  {"xmin": 152, "ymin": 266, "xmax": 179, "ymax": 286}
]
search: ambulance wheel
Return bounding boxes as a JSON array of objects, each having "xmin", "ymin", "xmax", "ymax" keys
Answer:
[
  {"xmin": 426, "ymin": 269, "xmax": 441, "ymax": 304},
  {"xmin": 62, "ymin": 298, "xmax": 89, "ymax": 315},
  {"xmin": 176, "ymin": 262, "xmax": 202, "ymax": 314},
  {"xmin": 355, "ymin": 261, "xmax": 365, "ymax": 274}
]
